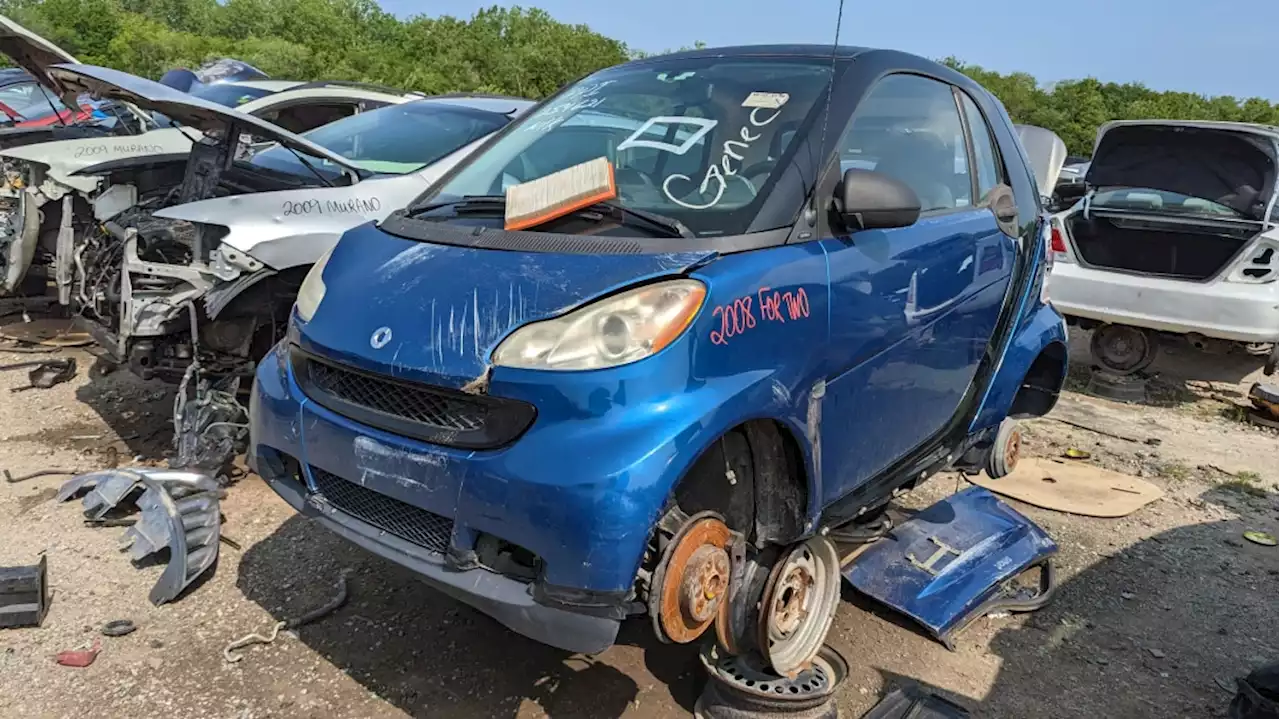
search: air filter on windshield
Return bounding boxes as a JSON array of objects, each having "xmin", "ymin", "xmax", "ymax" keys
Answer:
[{"xmin": 504, "ymin": 156, "xmax": 617, "ymax": 231}]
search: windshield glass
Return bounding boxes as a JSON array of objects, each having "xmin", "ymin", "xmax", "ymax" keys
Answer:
[
  {"xmin": 419, "ymin": 58, "xmax": 833, "ymax": 237},
  {"xmin": 188, "ymin": 83, "xmax": 277, "ymax": 108},
  {"xmin": 249, "ymin": 101, "xmax": 510, "ymax": 180},
  {"xmin": 0, "ymin": 81, "xmax": 70, "ymax": 122},
  {"xmin": 1092, "ymin": 187, "xmax": 1246, "ymax": 218}
]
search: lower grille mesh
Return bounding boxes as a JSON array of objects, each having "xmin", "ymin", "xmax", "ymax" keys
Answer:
[{"xmin": 310, "ymin": 466, "xmax": 454, "ymax": 553}]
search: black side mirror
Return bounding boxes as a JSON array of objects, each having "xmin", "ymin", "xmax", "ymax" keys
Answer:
[{"xmin": 835, "ymin": 169, "xmax": 921, "ymax": 231}]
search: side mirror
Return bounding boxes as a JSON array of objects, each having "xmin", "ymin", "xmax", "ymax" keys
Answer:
[{"xmin": 835, "ymin": 169, "xmax": 921, "ymax": 231}]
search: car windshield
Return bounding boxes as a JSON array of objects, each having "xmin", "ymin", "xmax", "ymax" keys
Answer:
[
  {"xmin": 188, "ymin": 83, "xmax": 277, "ymax": 108},
  {"xmin": 1092, "ymin": 187, "xmax": 1247, "ymax": 218},
  {"xmin": 248, "ymin": 101, "xmax": 511, "ymax": 180},
  {"xmin": 417, "ymin": 57, "xmax": 834, "ymax": 237},
  {"xmin": 0, "ymin": 81, "xmax": 70, "ymax": 122}
]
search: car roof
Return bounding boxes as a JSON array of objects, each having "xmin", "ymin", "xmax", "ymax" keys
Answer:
[
  {"xmin": 225, "ymin": 79, "xmax": 303, "ymax": 92},
  {"xmin": 416, "ymin": 94, "xmax": 535, "ymax": 115},
  {"xmin": 632, "ymin": 44, "xmax": 873, "ymax": 62},
  {"xmin": 1098, "ymin": 119, "xmax": 1279, "ymax": 140}
]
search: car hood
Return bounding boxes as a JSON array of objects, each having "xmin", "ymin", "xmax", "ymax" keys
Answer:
[
  {"xmin": 1086, "ymin": 121, "xmax": 1279, "ymax": 220},
  {"xmin": 47, "ymin": 64, "xmax": 362, "ymax": 176},
  {"xmin": 0, "ymin": 128, "xmax": 194, "ymax": 193},
  {"xmin": 1013, "ymin": 124, "xmax": 1068, "ymax": 198},
  {"xmin": 0, "ymin": 16, "xmax": 77, "ymax": 100},
  {"xmin": 298, "ymin": 223, "xmax": 717, "ymax": 390}
]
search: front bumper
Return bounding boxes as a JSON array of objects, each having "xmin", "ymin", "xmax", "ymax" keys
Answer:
[
  {"xmin": 250, "ymin": 343, "xmax": 659, "ymax": 654},
  {"xmin": 1048, "ymin": 262, "xmax": 1279, "ymax": 343}
]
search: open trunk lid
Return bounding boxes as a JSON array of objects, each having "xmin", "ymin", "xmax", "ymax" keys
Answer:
[
  {"xmin": 1086, "ymin": 121, "xmax": 1279, "ymax": 221},
  {"xmin": 0, "ymin": 16, "xmax": 78, "ymax": 101},
  {"xmin": 298, "ymin": 222, "xmax": 717, "ymax": 390},
  {"xmin": 47, "ymin": 64, "xmax": 363, "ymax": 177}
]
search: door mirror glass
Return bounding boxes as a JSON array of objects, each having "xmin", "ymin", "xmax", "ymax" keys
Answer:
[{"xmin": 836, "ymin": 168, "xmax": 922, "ymax": 230}]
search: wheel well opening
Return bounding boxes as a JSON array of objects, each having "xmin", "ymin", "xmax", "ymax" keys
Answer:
[
  {"xmin": 1009, "ymin": 341, "xmax": 1068, "ymax": 418},
  {"xmin": 672, "ymin": 419, "xmax": 809, "ymax": 548}
]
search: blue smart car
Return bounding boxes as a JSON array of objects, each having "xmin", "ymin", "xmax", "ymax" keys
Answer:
[{"xmin": 249, "ymin": 45, "xmax": 1069, "ymax": 674}]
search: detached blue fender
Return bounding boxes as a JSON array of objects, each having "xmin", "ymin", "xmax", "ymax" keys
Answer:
[{"xmin": 969, "ymin": 299, "xmax": 1069, "ymax": 434}]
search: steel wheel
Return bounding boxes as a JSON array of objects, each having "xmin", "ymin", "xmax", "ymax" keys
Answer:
[
  {"xmin": 759, "ymin": 536, "xmax": 841, "ymax": 677},
  {"xmin": 1090, "ymin": 324, "xmax": 1157, "ymax": 375},
  {"xmin": 986, "ymin": 418, "xmax": 1021, "ymax": 478}
]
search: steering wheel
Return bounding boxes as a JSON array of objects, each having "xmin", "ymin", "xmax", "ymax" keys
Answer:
[
  {"xmin": 739, "ymin": 161, "xmax": 776, "ymax": 195},
  {"xmin": 615, "ymin": 167, "xmax": 660, "ymax": 201}
]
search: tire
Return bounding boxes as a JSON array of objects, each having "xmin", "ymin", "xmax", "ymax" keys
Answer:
[
  {"xmin": 1265, "ymin": 346, "xmax": 1277, "ymax": 378},
  {"xmin": 1090, "ymin": 324, "xmax": 1158, "ymax": 375},
  {"xmin": 986, "ymin": 418, "xmax": 1021, "ymax": 478}
]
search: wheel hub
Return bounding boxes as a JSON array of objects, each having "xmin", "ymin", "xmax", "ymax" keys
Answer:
[
  {"xmin": 1004, "ymin": 427, "xmax": 1022, "ymax": 469},
  {"xmin": 650, "ymin": 514, "xmax": 733, "ymax": 644}
]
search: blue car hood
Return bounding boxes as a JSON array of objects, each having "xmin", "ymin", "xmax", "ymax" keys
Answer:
[{"xmin": 299, "ymin": 223, "xmax": 718, "ymax": 389}]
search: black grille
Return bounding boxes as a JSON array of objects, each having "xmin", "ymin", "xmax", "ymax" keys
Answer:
[
  {"xmin": 291, "ymin": 347, "xmax": 535, "ymax": 449},
  {"xmin": 310, "ymin": 466, "xmax": 454, "ymax": 553}
]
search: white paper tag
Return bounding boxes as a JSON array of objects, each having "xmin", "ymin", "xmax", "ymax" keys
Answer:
[{"xmin": 742, "ymin": 92, "xmax": 790, "ymax": 109}]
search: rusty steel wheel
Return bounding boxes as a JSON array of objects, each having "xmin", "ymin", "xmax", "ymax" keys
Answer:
[
  {"xmin": 649, "ymin": 514, "xmax": 733, "ymax": 644},
  {"xmin": 986, "ymin": 418, "xmax": 1021, "ymax": 478},
  {"xmin": 757, "ymin": 536, "xmax": 841, "ymax": 678}
]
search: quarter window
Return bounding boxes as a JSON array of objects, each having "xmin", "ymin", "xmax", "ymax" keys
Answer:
[
  {"xmin": 838, "ymin": 74, "xmax": 972, "ymax": 212},
  {"xmin": 959, "ymin": 92, "xmax": 1004, "ymax": 204}
]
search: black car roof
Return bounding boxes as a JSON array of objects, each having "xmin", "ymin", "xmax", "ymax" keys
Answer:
[{"xmin": 615, "ymin": 45, "xmax": 987, "ymax": 98}]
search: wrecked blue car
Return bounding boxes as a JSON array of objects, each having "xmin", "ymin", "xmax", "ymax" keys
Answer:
[{"xmin": 249, "ymin": 45, "xmax": 1069, "ymax": 674}]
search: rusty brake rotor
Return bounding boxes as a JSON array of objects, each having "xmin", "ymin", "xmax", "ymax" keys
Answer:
[{"xmin": 649, "ymin": 513, "xmax": 733, "ymax": 644}]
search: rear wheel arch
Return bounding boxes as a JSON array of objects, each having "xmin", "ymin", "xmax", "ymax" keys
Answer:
[
  {"xmin": 671, "ymin": 418, "xmax": 810, "ymax": 549},
  {"xmin": 1009, "ymin": 340, "xmax": 1069, "ymax": 418}
]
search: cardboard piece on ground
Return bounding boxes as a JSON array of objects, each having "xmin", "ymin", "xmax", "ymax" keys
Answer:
[{"xmin": 970, "ymin": 458, "xmax": 1162, "ymax": 518}]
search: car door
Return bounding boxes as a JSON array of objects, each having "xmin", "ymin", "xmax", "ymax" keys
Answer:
[{"xmin": 818, "ymin": 73, "xmax": 1018, "ymax": 504}]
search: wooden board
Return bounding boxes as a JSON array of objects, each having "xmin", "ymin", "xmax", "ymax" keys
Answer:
[{"xmin": 970, "ymin": 458, "xmax": 1162, "ymax": 518}]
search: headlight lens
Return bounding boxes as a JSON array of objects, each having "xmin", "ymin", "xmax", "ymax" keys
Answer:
[
  {"xmin": 294, "ymin": 247, "xmax": 333, "ymax": 322},
  {"xmin": 492, "ymin": 279, "xmax": 706, "ymax": 371}
]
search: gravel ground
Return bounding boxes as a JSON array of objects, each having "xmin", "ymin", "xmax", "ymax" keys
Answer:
[{"xmin": 0, "ymin": 329, "xmax": 1275, "ymax": 719}]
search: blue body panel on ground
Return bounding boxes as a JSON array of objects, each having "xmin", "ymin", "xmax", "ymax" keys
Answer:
[{"xmin": 842, "ymin": 486, "xmax": 1058, "ymax": 644}]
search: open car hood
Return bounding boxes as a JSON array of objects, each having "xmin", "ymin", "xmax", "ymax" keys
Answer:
[
  {"xmin": 1086, "ymin": 121, "xmax": 1279, "ymax": 220},
  {"xmin": 0, "ymin": 16, "xmax": 77, "ymax": 100},
  {"xmin": 1013, "ymin": 124, "xmax": 1068, "ymax": 198},
  {"xmin": 47, "ymin": 64, "xmax": 363, "ymax": 177}
]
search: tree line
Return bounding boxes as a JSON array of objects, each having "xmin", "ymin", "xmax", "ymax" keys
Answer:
[{"xmin": 2, "ymin": 0, "xmax": 1276, "ymax": 155}]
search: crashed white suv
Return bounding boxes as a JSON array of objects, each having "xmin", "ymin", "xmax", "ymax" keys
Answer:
[{"xmin": 1047, "ymin": 120, "xmax": 1279, "ymax": 373}]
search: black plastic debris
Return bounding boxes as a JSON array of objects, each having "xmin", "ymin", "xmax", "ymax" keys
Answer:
[
  {"xmin": 0, "ymin": 555, "xmax": 49, "ymax": 629},
  {"xmin": 861, "ymin": 686, "xmax": 971, "ymax": 719},
  {"xmin": 1, "ymin": 357, "xmax": 77, "ymax": 392},
  {"xmin": 1229, "ymin": 662, "xmax": 1279, "ymax": 719}
]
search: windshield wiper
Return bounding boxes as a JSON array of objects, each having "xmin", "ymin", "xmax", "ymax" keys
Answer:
[
  {"xmin": 407, "ymin": 195, "xmax": 693, "ymax": 238},
  {"xmin": 407, "ymin": 194, "xmax": 506, "ymax": 216},
  {"xmin": 584, "ymin": 202, "xmax": 694, "ymax": 239}
]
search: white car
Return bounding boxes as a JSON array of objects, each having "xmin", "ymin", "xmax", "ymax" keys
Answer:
[
  {"xmin": 1048, "ymin": 120, "xmax": 1279, "ymax": 373},
  {"xmin": 44, "ymin": 64, "xmax": 532, "ymax": 382},
  {"xmin": 0, "ymin": 15, "xmax": 427, "ymax": 298}
]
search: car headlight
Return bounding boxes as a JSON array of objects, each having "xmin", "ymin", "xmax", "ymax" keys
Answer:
[
  {"xmin": 294, "ymin": 247, "xmax": 333, "ymax": 323},
  {"xmin": 492, "ymin": 279, "xmax": 706, "ymax": 371}
]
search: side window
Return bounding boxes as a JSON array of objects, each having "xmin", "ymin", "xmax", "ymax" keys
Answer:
[
  {"xmin": 838, "ymin": 74, "xmax": 971, "ymax": 212},
  {"xmin": 269, "ymin": 103, "xmax": 359, "ymax": 135},
  {"xmin": 959, "ymin": 92, "xmax": 1004, "ymax": 203}
]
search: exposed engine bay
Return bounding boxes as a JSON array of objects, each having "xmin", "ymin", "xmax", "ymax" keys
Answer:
[{"xmin": 43, "ymin": 128, "xmax": 328, "ymax": 381}]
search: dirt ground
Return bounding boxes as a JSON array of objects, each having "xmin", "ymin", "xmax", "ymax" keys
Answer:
[{"xmin": 0, "ymin": 328, "xmax": 1276, "ymax": 719}]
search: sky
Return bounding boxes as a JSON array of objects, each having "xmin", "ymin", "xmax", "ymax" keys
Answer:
[{"xmin": 381, "ymin": 0, "xmax": 1280, "ymax": 101}]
